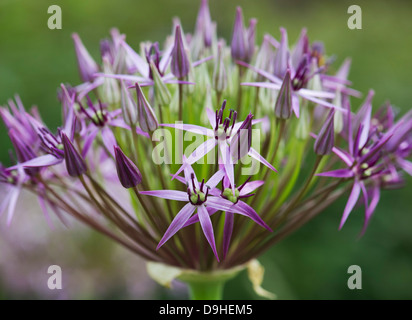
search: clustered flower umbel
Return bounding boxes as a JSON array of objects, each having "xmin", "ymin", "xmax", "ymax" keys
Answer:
[{"xmin": 1, "ymin": 0, "xmax": 411, "ymax": 270}]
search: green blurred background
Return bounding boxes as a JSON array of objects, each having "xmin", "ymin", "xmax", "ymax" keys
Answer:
[{"xmin": 0, "ymin": 0, "xmax": 411, "ymax": 299}]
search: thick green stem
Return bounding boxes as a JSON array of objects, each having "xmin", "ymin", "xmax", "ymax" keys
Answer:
[
  {"xmin": 179, "ymin": 266, "xmax": 244, "ymax": 300},
  {"xmin": 187, "ymin": 280, "xmax": 225, "ymax": 300}
]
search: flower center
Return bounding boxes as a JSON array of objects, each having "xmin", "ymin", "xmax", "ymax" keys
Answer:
[
  {"xmin": 187, "ymin": 175, "xmax": 209, "ymax": 206},
  {"xmin": 222, "ymin": 187, "xmax": 240, "ymax": 203}
]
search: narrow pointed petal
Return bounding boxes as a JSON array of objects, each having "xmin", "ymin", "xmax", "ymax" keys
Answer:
[
  {"xmin": 157, "ymin": 203, "xmax": 196, "ymax": 249},
  {"xmin": 120, "ymin": 40, "xmax": 149, "ymax": 77},
  {"xmin": 61, "ymin": 133, "xmax": 87, "ymax": 177},
  {"xmin": 237, "ymin": 60, "xmax": 282, "ymax": 85},
  {"xmin": 6, "ymin": 186, "xmax": 20, "ymax": 226},
  {"xmin": 114, "ymin": 146, "xmax": 142, "ymax": 188},
  {"xmin": 101, "ymin": 127, "xmax": 117, "ymax": 157},
  {"xmin": 72, "ymin": 33, "xmax": 99, "ymax": 82},
  {"xmin": 198, "ymin": 205, "xmax": 219, "ymax": 261},
  {"xmin": 354, "ymin": 90, "xmax": 374, "ymax": 148},
  {"xmin": 398, "ymin": 159, "xmax": 412, "ymax": 176},
  {"xmin": 273, "ymin": 28, "xmax": 289, "ymax": 78},
  {"xmin": 339, "ymin": 181, "xmax": 361, "ymax": 229},
  {"xmin": 239, "ymin": 180, "xmax": 264, "ymax": 196},
  {"xmin": 316, "ymin": 168, "xmax": 354, "ymax": 178},
  {"xmin": 332, "ymin": 146, "xmax": 354, "ymax": 166},
  {"xmin": 186, "ymin": 138, "xmax": 218, "ymax": 166},
  {"xmin": 361, "ymin": 185, "xmax": 380, "ymax": 236},
  {"xmin": 161, "ymin": 123, "xmax": 214, "ymax": 137},
  {"xmin": 291, "ymin": 28, "xmax": 309, "ymax": 69},
  {"xmin": 15, "ymin": 154, "xmax": 62, "ymax": 169},
  {"xmin": 248, "ymin": 147, "xmax": 277, "ymax": 172},
  {"xmin": 236, "ymin": 201, "xmax": 272, "ymax": 231},
  {"xmin": 205, "ymin": 169, "xmax": 225, "ymax": 189},
  {"xmin": 0, "ymin": 189, "xmax": 13, "ymax": 218},
  {"xmin": 219, "ymin": 141, "xmax": 235, "ymax": 194},
  {"xmin": 206, "ymin": 108, "xmax": 217, "ymax": 129},
  {"xmin": 222, "ymin": 212, "xmax": 234, "ymax": 259},
  {"xmin": 183, "ymin": 207, "xmax": 217, "ymax": 227},
  {"xmin": 82, "ymin": 127, "xmax": 99, "ymax": 157},
  {"xmin": 140, "ymin": 190, "xmax": 188, "ymax": 201}
]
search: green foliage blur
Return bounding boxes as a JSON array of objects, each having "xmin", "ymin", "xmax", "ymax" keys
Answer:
[{"xmin": 0, "ymin": 0, "xmax": 411, "ymax": 299}]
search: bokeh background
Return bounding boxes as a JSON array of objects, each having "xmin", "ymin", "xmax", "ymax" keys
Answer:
[{"xmin": 1, "ymin": 0, "xmax": 411, "ymax": 299}]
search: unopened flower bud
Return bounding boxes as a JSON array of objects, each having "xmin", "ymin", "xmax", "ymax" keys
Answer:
[
  {"xmin": 114, "ymin": 146, "xmax": 142, "ymax": 188},
  {"xmin": 213, "ymin": 41, "xmax": 227, "ymax": 93},
  {"xmin": 120, "ymin": 80, "xmax": 138, "ymax": 126},
  {"xmin": 314, "ymin": 109, "xmax": 335, "ymax": 155},
  {"xmin": 274, "ymin": 70, "xmax": 292, "ymax": 120},
  {"xmin": 149, "ymin": 61, "xmax": 172, "ymax": 106},
  {"xmin": 171, "ymin": 25, "xmax": 190, "ymax": 79},
  {"xmin": 135, "ymin": 82, "xmax": 159, "ymax": 132},
  {"xmin": 61, "ymin": 132, "xmax": 87, "ymax": 177}
]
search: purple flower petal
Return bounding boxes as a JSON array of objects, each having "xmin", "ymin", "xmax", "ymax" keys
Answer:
[
  {"xmin": 219, "ymin": 141, "xmax": 235, "ymax": 193},
  {"xmin": 15, "ymin": 154, "xmax": 62, "ymax": 169},
  {"xmin": 248, "ymin": 147, "xmax": 277, "ymax": 172},
  {"xmin": 339, "ymin": 181, "xmax": 361, "ymax": 230},
  {"xmin": 222, "ymin": 212, "xmax": 234, "ymax": 259},
  {"xmin": 120, "ymin": 40, "xmax": 149, "ymax": 77},
  {"xmin": 332, "ymin": 146, "xmax": 354, "ymax": 166},
  {"xmin": 197, "ymin": 205, "xmax": 219, "ymax": 261},
  {"xmin": 361, "ymin": 184, "xmax": 380, "ymax": 236},
  {"xmin": 317, "ymin": 168, "xmax": 354, "ymax": 178},
  {"xmin": 157, "ymin": 203, "xmax": 196, "ymax": 249},
  {"xmin": 206, "ymin": 108, "xmax": 217, "ymax": 129},
  {"xmin": 205, "ymin": 169, "xmax": 225, "ymax": 189},
  {"xmin": 239, "ymin": 180, "xmax": 264, "ymax": 196},
  {"xmin": 161, "ymin": 123, "xmax": 214, "ymax": 137},
  {"xmin": 6, "ymin": 186, "xmax": 20, "ymax": 226},
  {"xmin": 183, "ymin": 207, "xmax": 217, "ymax": 228},
  {"xmin": 398, "ymin": 159, "xmax": 412, "ymax": 176},
  {"xmin": 140, "ymin": 190, "xmax": 188, "ymax": 201},
  {"xmin": 82, "ymin": 127, "xmax": 99, "ymax": 157},
  {"xmin": 236, "ymin": 201, "xmax": 272, "ymax": 231},
  {"xmin": 101, "ymin": 127, "xmax": 117, "ymax": 157}
]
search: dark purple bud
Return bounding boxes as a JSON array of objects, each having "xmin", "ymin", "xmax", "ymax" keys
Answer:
[
  {"xmin": 135, "ymin": 82, "xmax": 159, "ymax": 132},
  {"xmin": 114, "ymin": 146, "xmax": 142, "ymax": 188},
  {"xmin": 72, "ymin": 33, "xmax": 99, "ymax": 83},
  {"xmin": 171, "ymin": 25, "xmax": 190, "ymax": 79},
  {"xmin": 61, "ymin": 132, "xmax": 87, "ymax": 177},
  {"xmin": 314, "ymin": 109, "xmax": 335, "ymax": 155},
  {"xmin": 274, "ymin": 70, "xmax": 292, "ymax": 119},
  {"xmin": 231, "ymin": 7, "xmax": 247, "ymax": 61}
]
